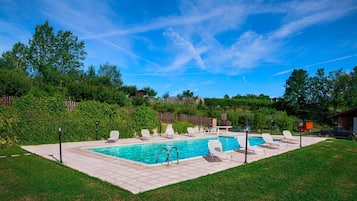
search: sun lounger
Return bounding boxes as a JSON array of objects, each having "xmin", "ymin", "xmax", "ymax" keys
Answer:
[
  {"xmin": 237, "ymin": 136, "xmax": 256, "ymax": 152},
  {"xmin": 207, "ymin": 140, "xmax": 232, "ymax": 160},
  {"xmin": 187, "ymin": 127, "xmax": 196, "ymax": 137},
  {"xmin": 262, "ymin": 133, "xmax": 280, "ymax": 147},
  {"xmin": 107, "ymin": 130, "xmax": 119, "ymax": 143},
  {"xmin": 282, "ymin": 130, "xmax": 299, "ymax": 142},
  {"xmin": 140, "ymin": 129, "xmax": 151, "ymax": 140},
  {"xmin": 164, "ymin": 124, "xmax": 175, "ymax": 138}
]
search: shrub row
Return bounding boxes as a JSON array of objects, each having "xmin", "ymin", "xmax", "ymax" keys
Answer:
[{"xmin": 0, "ymin": 95, "xmax": 160, "ymax": 146}]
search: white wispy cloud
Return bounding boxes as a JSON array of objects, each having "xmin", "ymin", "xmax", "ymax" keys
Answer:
[
  {"xmin": 242, "ymin": 75, "xmax": 248, "ymax": 83},
  {"xmin": 162, "ymin": 28, "xmax": 207, "ymax": 71},
  {"xmin": 271, "ymin": 69, "xmax": 293, "ymax": 77},
  {"xmin": 301, "ymin": 54, "xmax": 357, "ymax": 68}
]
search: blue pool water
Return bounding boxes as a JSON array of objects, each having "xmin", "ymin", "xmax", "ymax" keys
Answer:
[{"xmin": 88, "ymin": 136, "xmax": 265, "ymax": 165}]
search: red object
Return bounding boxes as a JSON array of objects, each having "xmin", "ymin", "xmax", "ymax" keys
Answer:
[{"xmin": 298, "ymin": 122, "xmax": 313, "ymax": 131}]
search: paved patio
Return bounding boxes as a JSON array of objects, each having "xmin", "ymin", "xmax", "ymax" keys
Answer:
[{"xmin": 21, "ymin": 132, "xmax": 326, "ymax": 194}]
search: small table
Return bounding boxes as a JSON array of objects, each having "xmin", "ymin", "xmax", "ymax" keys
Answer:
[{"xmin": 215, "ymin": 126, "xmax": 232, "ymax": 132}]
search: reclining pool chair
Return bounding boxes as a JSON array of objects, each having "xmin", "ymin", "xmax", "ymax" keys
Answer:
[
  {"xmin": 207, "ymin": 140, "xmax": 232, "ymax": 161},
  {"xmin": 282, "ymin": 130, "xmax": 299, "ymax": 142},
  {"xmin": 187, "ymin": 127, "xmax": 196, "ymax": 137},
  {"xmin": 261, "ymin": 133, "xmax": 280, "ymax": 147},
  {"xmin": 164, "ymin": 124, "xmax": 175, "ymax": 139},
  {"xmin": 140, "ymin": 129, "xmax": 151, "ymax": 140},
  {"xmin": 107, "ymin": 130, "xmax": 119, "ymax": 143},
  {"xmin": 236, "ymin": 136, "xmax": 265, "ymax": 154}
]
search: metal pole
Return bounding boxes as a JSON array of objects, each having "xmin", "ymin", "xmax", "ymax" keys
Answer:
[
  {"xmin": 58, "ymin": 127, "xmax": 63, "ymax": 163},
  {"xmin": 298, "ymin": 122, "xmax": 303, "ymax": 148},
  {"xmin": 95, "ymin": 121, "xmax": 99, "ymax": 140},
  {"xmin": 245, "ymin": 130, "xmax": 248, "ymax": 163}
]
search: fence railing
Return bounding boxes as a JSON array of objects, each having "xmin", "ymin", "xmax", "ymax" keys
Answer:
[
  {"xmin": 0, "ymin": 96, "xmax": 14, "ymax": 107},
  {"xmin": 65, "ymin": 100, "xmax": 78, "ymax": 111},
  {"xmin": 157, "ymin": 112, "xmax": 212, "ymax": 126}
]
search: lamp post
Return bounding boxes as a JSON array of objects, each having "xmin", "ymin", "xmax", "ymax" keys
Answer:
[
  {"xmin": 244, "ymin": 123, "xmax": 250, "ymax": 164},
  {"xmin": 298, "ymin": 122, "xmax": 303, "ymax": 148},
  {"xmin": 95, "ymin": 121, "xmax": 99, "ymax": 140},
  {"xmin": 58, "ymin": 127, "xmax": 63, "ymax": 163}
]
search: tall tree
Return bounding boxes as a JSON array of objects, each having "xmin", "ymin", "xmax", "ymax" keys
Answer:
[
  {"xmin": 98, "ymin": 62, "xmax": 123, "ymax": 88},
  {"xmin": 143, "ymin": 87, "xmax": 157, "ymax": 98},
  {"xmin": 27, "ymin": 21, "xmax": 86, "ymax": 85},
  {"xmin": 283, "ymin": 69, "xmax": 309, "ymax": 117},
  {"xmin": 27, "ymin": 21, "xmax": 57, "ymax": 80},
  {"xmin": 120, "ymin": 85, "xmax": 137, "ymax": 97},
  {"xmin": 327, "ymin": 69, "xmax": 350, "ymax": 113},
  {"xmin": 177, "ymin": 90, "xmax": 195, "ymax": 101},
  {"xmin": 307, "ymin": 68, "xmax": 329, "ymax": 121},
  {"xmin": 1, "ymin": 42, "xmax": 28, "ymax": 72},
  {"xmin": 162, "ymin": 92, "xmax": 169, "ymax": 99},
  {"xmin": 308, "ymin": 68, "xmax": 328, "ymax": 104},
  {"xmin": 347, "ymin": 66, "xmax": 357, "ymax": 107}
]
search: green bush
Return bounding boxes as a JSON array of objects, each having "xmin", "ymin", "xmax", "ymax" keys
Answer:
[
  {"xmin": 0, "ymin": 106, "xmax": 19, "ymax": 147},
  {"xmin": 131, "ymin": 106, "xmax": 159, "ymax": 134},
  {"xmin": 172, "ymin": 120, "xmax": 193, "ymax": 134},
  {"xmin": 0, "ymin": 69, "xmax": 31, "ymax": 96},
  {"xmin": 1, "ymin": 97, "xmax": 138, "ymax": 145},
  {"xmin": 64, "ymin": 101, "xmax": 134, "ymax": 141},
  {"xmin": 11, "ymin": 94, "xmax": 66, "ymax": 144},
  {"xmin": 273, "ymin": 111, "xmax": 296, "ymax": 131}
]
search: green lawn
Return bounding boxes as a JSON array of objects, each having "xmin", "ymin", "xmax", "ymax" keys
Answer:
[{"xmin": 1, "ymin": 139, "xmax": 356, "ymax": 201}]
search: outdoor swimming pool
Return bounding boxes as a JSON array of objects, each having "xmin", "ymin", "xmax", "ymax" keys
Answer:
[{"xmin": 88, "ymin": 136, "xmax": 265, "ymax": 165}]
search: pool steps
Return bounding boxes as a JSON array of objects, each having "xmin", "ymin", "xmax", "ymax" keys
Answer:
[{"xmin": 155, "ymin": 146, "xmax": 179, "ymax": 165}]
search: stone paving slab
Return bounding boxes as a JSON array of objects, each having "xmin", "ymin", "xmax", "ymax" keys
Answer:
[{"xmin": 21, "ymin": 133, "xmax": 326, "ymax": 194}]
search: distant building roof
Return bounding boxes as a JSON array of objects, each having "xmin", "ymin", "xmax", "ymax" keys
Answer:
[
  {"xmin": 134, "ymin": 90, "xmax": 148, "ymax": 97},
  {"xmin": 328, "ymin": 107, "xmax": 357, "ymax": 119}
]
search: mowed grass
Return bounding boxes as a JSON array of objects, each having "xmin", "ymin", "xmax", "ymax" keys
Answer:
[{"xmin": 1, "ymin": 139, "xmax": 356, "ymax": 201}]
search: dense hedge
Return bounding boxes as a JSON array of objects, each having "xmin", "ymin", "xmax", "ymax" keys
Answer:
[
  {"xmin": 0, "ymin": 95, "xmax": 159, "ymax": 146},
  {"xmin": 131, "ymin": 106, "xmax": 159, "ymax": 135}
]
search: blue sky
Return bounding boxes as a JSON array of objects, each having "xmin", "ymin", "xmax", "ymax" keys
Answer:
[{"xmin": 1, "ymin": 0, "xmax": 357, "ymax": 98}]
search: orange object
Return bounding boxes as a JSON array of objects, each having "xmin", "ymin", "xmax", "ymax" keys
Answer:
[{"xmin": 305, "ymin": 122, "xmax": 313, "ymax": 130}]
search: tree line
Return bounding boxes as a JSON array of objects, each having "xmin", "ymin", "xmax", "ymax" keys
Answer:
[
  {"xmin": 278, "ymin": 68, "xmax": 357, "ymax": 123},
  {"xmin": 0, "ymin": 21, "xmax": 157, "ymax": 105}
]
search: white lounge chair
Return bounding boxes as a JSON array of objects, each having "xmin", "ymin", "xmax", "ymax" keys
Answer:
[
  {"xmin": 262, "ymin": 133, "xmax": 280, "ymax": 147},
  {"xmin": 164, "ymin": 124, "xmax": 175, "ymax": 138},
  {"xmin": 236, "ymin": 136, "xmax": 265, "ymax": 154},
  {"xmin": 187, "ymin": 127, "xmax": 196, "ymax": 137},
  {"xmin": 140, "ymin": 129, "xmax": 151, "ymax": 140},
  {"xmin": 107, "ymin": 130, "xmax": 119, "ymax": 143},
  {"xmin": 282, "ymin": 130, "xmax": 299, "ymax": 142},
  {"xmin": 207, "ymin": 140, "xmax": 232, "ymax": 161}
]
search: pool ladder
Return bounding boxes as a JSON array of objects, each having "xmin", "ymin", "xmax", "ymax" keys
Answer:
[{"xmin": 155, "ymin": 146, "xmax": 179, "ymax": 166}]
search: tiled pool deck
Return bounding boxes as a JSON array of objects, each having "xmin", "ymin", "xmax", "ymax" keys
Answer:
[{"xmin": 22, "ymin": 132, "xmax": 326, "ymax": 194}]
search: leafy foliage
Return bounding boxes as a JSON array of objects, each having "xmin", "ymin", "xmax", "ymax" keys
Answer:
[
  {"xmin": 64, "ymin": 101, "xmax": 133, "ymax": 140},
  {"xmin": 9, "ymin": 95, "xmax": 66, "ymax": 144},
  {"xmin": 0, "ymin": 69, "xmax": 31, "ymax": 96},
  {"xmin": 172, "ymin": 120, "xmax": 194, "ymax": 134},
  {"xmin": 131, "ymin": 106, "xmax": 159, "ymax": 133}
]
